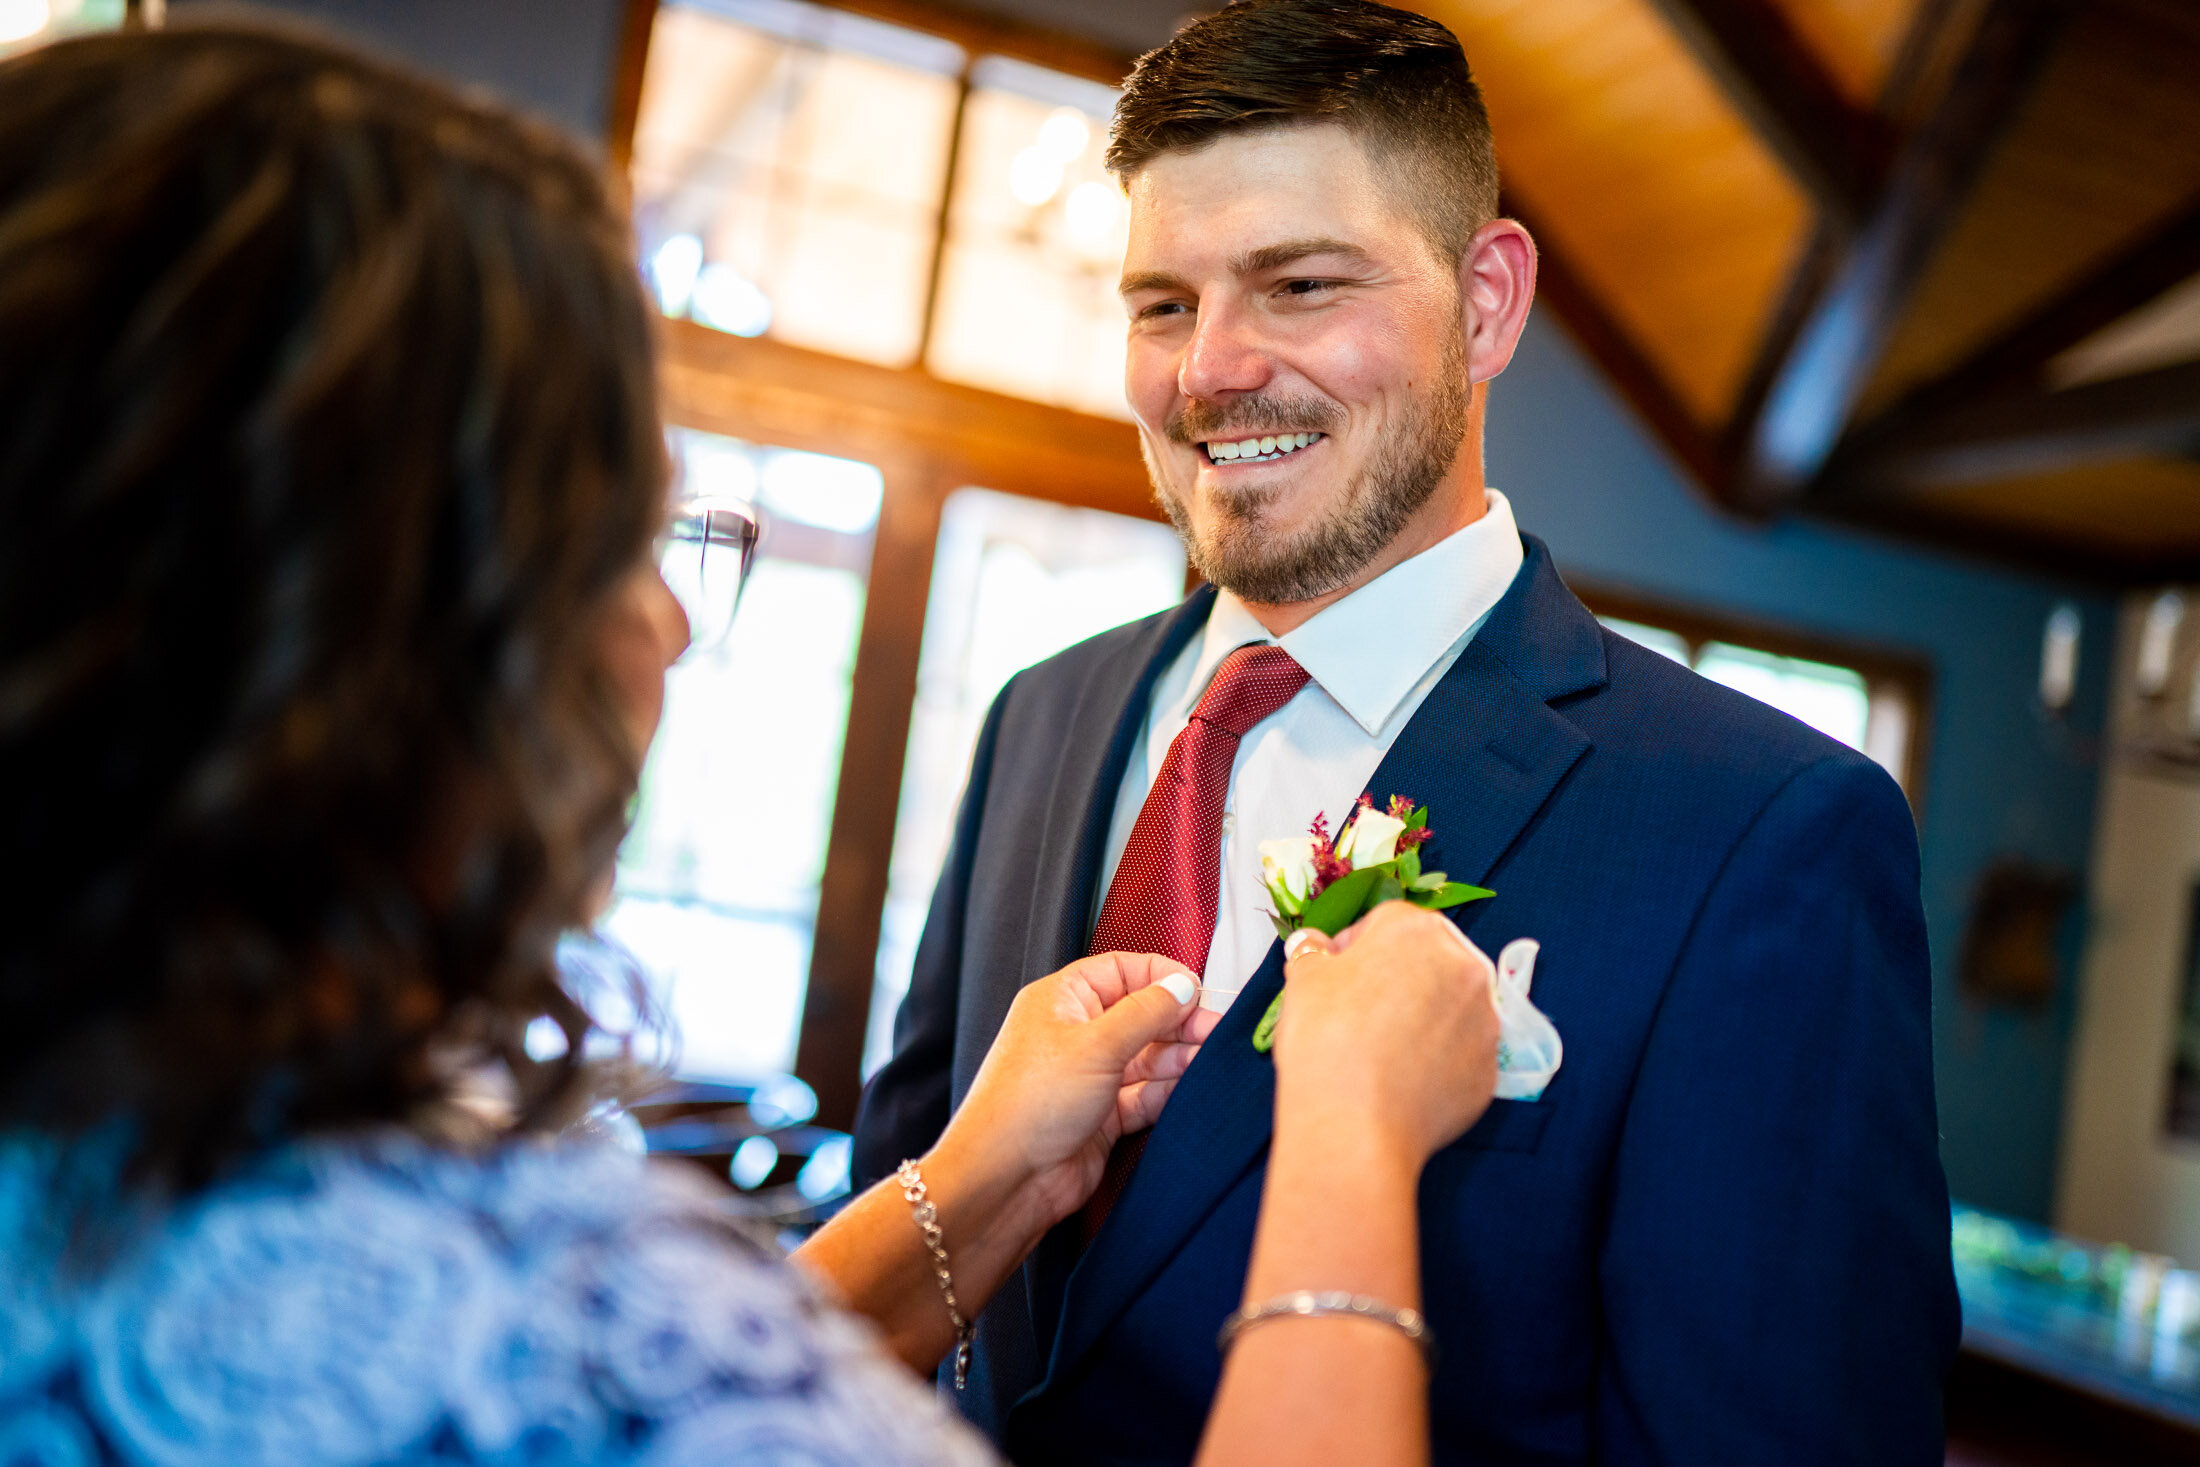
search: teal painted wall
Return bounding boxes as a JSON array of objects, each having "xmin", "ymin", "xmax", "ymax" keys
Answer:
[{"xmin": 1488, "ymin": 315, "xmax": 2113, "ymax": 1220}]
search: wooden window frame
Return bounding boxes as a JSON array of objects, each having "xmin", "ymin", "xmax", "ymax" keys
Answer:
[
  {"xmin": 606, "ymin": 0, "xmax": 1133, "ymax": 174},
  {"xmin": 1574, "ymin": 579, "xmax": 1937, "ymax": 816},
  {"xmin": 612, "ymin": 0, "xmax": 1148, "ymax": 1126},
  {"xmin": 660, "ymin": 325, "xmax": 1156, "ymax": 1126}
]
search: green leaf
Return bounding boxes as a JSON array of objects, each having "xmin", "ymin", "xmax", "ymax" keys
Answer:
[
  {"xmin": 1421, "ymin": 882, "xmax": 1495, "ymax": 911},
  {"xmin": 1268, "ymin": 881, "xmax": 1303, "ymax": 916},
  {"xmin": 1251, "ymin": 991, "xmax": 1284, "ymax": 1053},
  {"xmin": 1410, "ymin": 869, "xmax": 1446, "ymax": 892},
  {"xmin": 1405, "ymin": 804, "xmax": 1428, "ymax": 830},
  {"xmin": 1267, "ymin": 910, "xmax": 1297, "ymax": 940},
  {"xmin": 1396, "ymin": 847, "xmax": 1421, "ymax": 886},
  {"xmin": 1372, "ymin": 875, "xmax": 1405, "ymax": 906},
  {"xmin": 1300, "ymin": 865, "xmax": 1383, "ymax": 934}
]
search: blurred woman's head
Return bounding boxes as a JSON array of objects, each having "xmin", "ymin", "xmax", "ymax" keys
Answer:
[{"xmin": 0, "ymin": 21, "xmax": 680, "ymax": 1188}]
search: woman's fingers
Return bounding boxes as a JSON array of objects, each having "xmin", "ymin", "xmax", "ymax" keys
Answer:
[
  {"xmin": 1072, "ymin": 950, "xmax": 1195, "ymax": 1011},
  {"xmin": 1123, "ymin": 1037, "xmax": 1201, "ymax": 1084},
  {"xmin": 1082, "ymin": 967, "xmax": 1199, "ymax": 1069},
  {"xmin": 1116, "ymin": 1077, "xmax": 1177, "ymax": 1134},
  {"xmin": 1315, "ymin": 911, "xmax": 1375, "ymax": 956},
  {"xmin": 1282, "ymin": 926, "xmax": 1341, "ymax": 991}
]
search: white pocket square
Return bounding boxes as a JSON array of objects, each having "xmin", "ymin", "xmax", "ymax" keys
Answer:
[{"xmin": 1492, "ymin": 938, "xmax": 1562, "ymax": 1102}]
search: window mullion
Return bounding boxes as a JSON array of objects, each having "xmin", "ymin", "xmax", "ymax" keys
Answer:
[{"xmin": 917, "ymin": 63, "xmax": 975, "ymax": 369}]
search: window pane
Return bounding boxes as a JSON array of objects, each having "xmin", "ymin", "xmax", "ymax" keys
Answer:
[
  {"xmin": 607, "ymin": 429, "xmax": 881, "ymax": 1081},
  {"xmin": 867, "ymin": 489, "xmax": 1185, "ymax": 1072},
  {"xmin": 1598, "ymin": 616, "xmax": 1692, "ymax": 665},
  {"xmin": 1694, "ymin": 641, "xmax": 1872, "ymax": 753},
  {"xmin": 630, "ymin": 0, "xmax": 963, "ymax": 366},
  {"xmin": 926, "ymin": 58, "xmax": 1131, "ymax": 419},
  {"xmin": 1864, "ymin": 682, "xmax": 1913, "ymax": 784},
  {"xmin": 1, "ymin": 0, "xmax": 123, "ymax": 56}
]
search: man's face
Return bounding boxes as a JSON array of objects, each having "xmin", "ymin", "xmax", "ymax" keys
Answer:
[{"xmin": 1120, "ymin": 123, "xmax": 1470, "ymax": 605}]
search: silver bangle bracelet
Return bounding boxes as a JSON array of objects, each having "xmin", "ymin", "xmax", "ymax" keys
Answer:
[
  {"xmin": 895, "ymin": 1159, "xmax": 974, "ymax": 1390},
  {"xmin": 1218, "ymin": 1291, "xmax": 1436, "ymax": 1361}
]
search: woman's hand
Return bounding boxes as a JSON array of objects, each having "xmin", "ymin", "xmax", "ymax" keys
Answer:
[
  {"xmin": 1269, "ymin": 902, "xmax": 1500, "ymax": 1168},
  {"xmin": 934, "ymin": 952, "xmax": 1222, "ymax": 1229},
  {"xmin": 1193, "ymin": 905, "xmax": 1497, "ymax": 1465},
  {"xmin": 793, "ymin": 953, "xmax": 1215, "ymax": 1372}
]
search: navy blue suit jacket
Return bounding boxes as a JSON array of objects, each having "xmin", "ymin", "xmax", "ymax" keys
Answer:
[{"xmin": 853, "ymin": 537, "xmax": 1960, "ymax": 1465}]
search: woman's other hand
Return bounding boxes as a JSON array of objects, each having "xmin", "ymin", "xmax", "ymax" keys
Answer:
[
  {"xmin": 1271, "ymin": 903, "xmax": 1500, "ymax": 1167},
  {"xmin": 936, "ymin": 953, "xmax": 1222, "ymax": 1227}
]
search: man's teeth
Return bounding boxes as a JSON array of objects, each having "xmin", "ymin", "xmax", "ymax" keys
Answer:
[{"xmin": 1207, "ymin": 432, "xmax": 1323, "ymax": 463}]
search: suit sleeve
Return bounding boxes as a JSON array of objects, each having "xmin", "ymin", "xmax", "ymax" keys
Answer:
[
  {"xmin": 848, "ymin": 678, "xmax": 1016, "ymax": 1192},
  {"xmin": 1593, "ymin": 755, "xmax": 1961, "ymax": 1466}
]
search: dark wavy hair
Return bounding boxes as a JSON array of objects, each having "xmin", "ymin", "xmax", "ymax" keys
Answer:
[{"xmin": 0, "ymin": 21, "xmax": 667, "ymax": 1190}]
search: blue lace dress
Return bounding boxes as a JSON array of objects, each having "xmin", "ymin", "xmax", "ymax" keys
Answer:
[{"xmin": 0, "ymin": 1130, "xmax": 998, "ymax": 1467}]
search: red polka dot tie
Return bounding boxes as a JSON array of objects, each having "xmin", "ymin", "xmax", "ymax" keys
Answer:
[{"xmin": 1079, "ymin": 642, "xmax": 1310, "ymax": 1242}]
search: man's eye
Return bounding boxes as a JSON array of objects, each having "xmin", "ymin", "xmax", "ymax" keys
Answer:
[
  {"xmin": 1280, "ymin": 279, "xmax": 1339, "ymax": 297},
  {"xmin": 1136, "ymin": 301, "xmax": 1190, "ymax": 320}
]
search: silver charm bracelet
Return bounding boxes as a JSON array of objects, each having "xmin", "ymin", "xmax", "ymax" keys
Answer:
[
  {"xmin": 896, "ymin": 1159, "xmax": 974, "ymax": 1390},
  {"xmin": 1218, "ymin": 1290, "xmax": 1436, "ymax": 1362}
]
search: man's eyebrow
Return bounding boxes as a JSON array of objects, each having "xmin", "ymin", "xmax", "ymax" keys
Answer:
[
  {"xmin": 1118, "ymin": 267, "xmax": 1189, "ymax": 297},
  {"xmin": 1234, "ymin": 237, "xmax": 1372, "ymax": 275},
  {"xmin": 1118, "ymin": 238, "xmax": 1375, "ymax": 297}
]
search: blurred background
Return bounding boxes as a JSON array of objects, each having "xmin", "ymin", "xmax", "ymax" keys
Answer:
[{"xmin": 13, "ymin": 0, "xmax": 2200, "ymax": 1458}]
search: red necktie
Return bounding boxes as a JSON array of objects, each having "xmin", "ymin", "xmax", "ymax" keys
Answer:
[{"xmin": 1079, "ymin": 643, "xmax": 1310, "ymax": 1241}]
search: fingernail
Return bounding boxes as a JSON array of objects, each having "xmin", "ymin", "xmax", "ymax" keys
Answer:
[
  {"xmin": 1159, "ymin": 972, "xmax": 1198, "ymax": 1006},
  {"xmin": 1283, "ymin": 929, "xmax": 1319, "ymax": 960}
]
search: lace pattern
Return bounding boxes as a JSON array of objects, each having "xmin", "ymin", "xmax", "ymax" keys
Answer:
[{"xmin": 0, "ymin": 1131, "xmax": 996, "ymax": 1467}]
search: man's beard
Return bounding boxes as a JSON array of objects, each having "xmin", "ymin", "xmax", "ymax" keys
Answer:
[{"xmin": 1147, "ymin": 329, "xmax": 1469, "ymax": 606}]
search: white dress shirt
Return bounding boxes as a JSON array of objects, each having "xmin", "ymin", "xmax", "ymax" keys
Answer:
[{"xmin": 1093, "ymin": 490, "xmax": 1527, "ymax": 1014}]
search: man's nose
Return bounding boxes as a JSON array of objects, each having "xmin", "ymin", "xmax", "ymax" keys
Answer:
[{"xmin": 1178, "ymin": 301, "xmax": 1273, "ymax": 401}]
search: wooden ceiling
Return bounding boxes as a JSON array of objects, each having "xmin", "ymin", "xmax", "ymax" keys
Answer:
[
  {"xmin": 1422, "ymin": 0, "xmax": 2200, "ymax": 583},
  {"xmin": 1424, "ymin": 0, "xmax": 1813, "ymax": 428}
]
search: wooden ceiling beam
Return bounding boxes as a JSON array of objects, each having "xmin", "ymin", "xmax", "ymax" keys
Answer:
[
  {"xmin": 1830, "ymin": 189, "xmax": 2200, "ymax": 472},
  {"xmin": 1812, "ymin": 492, "xmax": 2200, "ymax": 586},
  {"xmin": 1642, "ymin": 0, "xmax": 1893, "ymax": 226},
  {"xmin": 1831, "ymin": 357, "xmax": 2200, "ymax": 493},
  {"xmin": 1730, "ymin": 0, "xmax": 2074, "ymax": 511},
  {"xmin": 1724, "ymin": 221, "xmax": 1844, "ymax": 460}
]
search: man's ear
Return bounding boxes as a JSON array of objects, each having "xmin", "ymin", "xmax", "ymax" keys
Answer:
[{"xmin": 1457, "ymin": 218, "xmax": 1537, "ymax": 386}]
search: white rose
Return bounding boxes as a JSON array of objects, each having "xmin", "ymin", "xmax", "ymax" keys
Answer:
[
  {"xmin": 1258, "ymin": 837, "xmax": 1319, "ymax": 900},
  {"xmin": 1343, "ymin": 808, "xmax": 1406, "ymax": 867}
]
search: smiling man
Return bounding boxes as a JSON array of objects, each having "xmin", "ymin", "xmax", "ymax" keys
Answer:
[{"xmin": 853, "ymin": 2, "xmax": 1960, "ymax": 1462}]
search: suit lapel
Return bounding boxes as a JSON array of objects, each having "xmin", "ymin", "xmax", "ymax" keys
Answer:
[
  {"xmin": 1016, "ymin": 584, "xmax": 1217, "ymax": 986},
  {"xmin": 955, "ymin": 588, "xmax": 1214, "ymax": 1118},
  {"xmin": 1014, "ymin": 584, "xmax": 1215, "ymax": 1351},
  {"xmin": 1021, "ymin": 538, "xmax": 1608, "ymax": 1407}
]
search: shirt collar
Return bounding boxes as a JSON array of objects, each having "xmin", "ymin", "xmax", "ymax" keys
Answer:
[{"xmin": 1191, "ymin": 489, "xmax": 1525, "ymax": 737}]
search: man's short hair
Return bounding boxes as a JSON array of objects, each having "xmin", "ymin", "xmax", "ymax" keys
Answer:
[{"xmin": 1106, "ymin": 0, "xmax": 1500, "ymax": 264}]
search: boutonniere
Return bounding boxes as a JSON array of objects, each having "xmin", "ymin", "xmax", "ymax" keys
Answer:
[{"xmin": 1251, "ymin": 795, "xmax": 1493, "ymax": 1053}]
